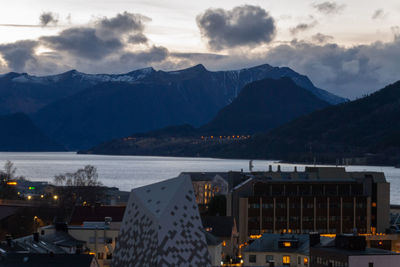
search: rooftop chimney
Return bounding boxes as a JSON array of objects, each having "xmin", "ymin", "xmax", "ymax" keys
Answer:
[
  {"xmin": 277, "ymin": 165, "xmax": 281, "ymax": 172},
  {"xmin": 33, "ymin": 232, "xmax": 39, "ymax": 242},
  {"xmin": 294, "ymin": 166, "xmax": 297, "ymax": 172},
  {"xmin": 268, "ymin": 165, "xmax": 272, "ymax": 172}
]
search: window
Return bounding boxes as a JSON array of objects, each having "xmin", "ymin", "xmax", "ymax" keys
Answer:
[
  {"xmin": 266, "ymin": 255, "xmax": 273, "ymax": 263},
  {"xmin": 369, "ymin": 263, "xmax": 374, "ymax": 267},
  {"xmin": 97, "ymin": 252, "xmax": 104, "ymax": 259},
  {"xmin": 304, "ymin": 257, "xmax": 308, "ymax": 266},
  {"xmin": 282, "ymin": 256, "xmax": 290, "ymax": 265},
  {"xmin": 249, "ymin": 255, "xmax": 256, "ymax": 263}
]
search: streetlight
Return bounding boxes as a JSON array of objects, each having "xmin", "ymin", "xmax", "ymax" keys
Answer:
[
  {"xmin": 53, "ymin": 195, "xmax": 58, "ymax": 200},
  {"xmin": 27, "ymin": 195, "xmax": 32, "ymax": 200}
]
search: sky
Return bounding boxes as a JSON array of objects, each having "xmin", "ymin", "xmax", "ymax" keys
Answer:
[{"xmin": 0, "ymin": 0, "xmax": 399, "ymax": 98}]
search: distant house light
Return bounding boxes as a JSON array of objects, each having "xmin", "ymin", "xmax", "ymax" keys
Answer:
[{"xmin": 7, "ymin": 181, "xmax": 17, "ymax": 186}]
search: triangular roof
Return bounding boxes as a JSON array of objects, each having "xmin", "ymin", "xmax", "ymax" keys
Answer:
[{"xmin": 132, "ymin": 176, "xmax": 190, "ymax": 219}]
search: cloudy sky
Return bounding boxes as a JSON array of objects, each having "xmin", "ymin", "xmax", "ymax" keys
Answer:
[{"xmin": 0, "ymin": 0, "xmax": 399, "ymax": 98}]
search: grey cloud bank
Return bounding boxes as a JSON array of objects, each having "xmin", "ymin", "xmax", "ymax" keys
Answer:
[
  {"xmin": 196, "ymin": 5, "xmax": 276, "ymax": 51},
  {"xmin": 0, "ymin": 8, "xmax": 399, "ymax": 99}
]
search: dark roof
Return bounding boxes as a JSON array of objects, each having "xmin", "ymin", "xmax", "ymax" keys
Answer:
[
  {"xmin": 202, "ymin": 216, "xmax": 234, "ymax": 238},
  {"xmin": 311, "ymin": 246, "xmax": 398, "ymax": 256},
  {"xmin": 41, "ymin": 232, "xmax": 85, "ymax": 248},
  {"xmin": 69, "ymin": 206, "xmax": 125, "ymax": 225},
  {"xmin": 13, "ymin": 235, "xmax": 66, "ymax": 254},
  {"xmin": 202, "ymin": 230, "xmax": 222, "ymax": 246},
  {"xmin": 0, "ymin": 253, "xmax": 96, "ymax": 267},
  {"xmin": 244, "ymin": 234, "xmax": 332, "ymax": 255}
]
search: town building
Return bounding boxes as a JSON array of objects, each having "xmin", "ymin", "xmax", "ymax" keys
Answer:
[
  {"xmin": 0, "ymin": 253, "xmax": 99, "ymax": 267},
  {"xmin": 112, "ymin": 176, "xmax": 212, "ymax": 266},
  {"xmin": 41, "ymin": 220, "xmax": 119, "ymax": 267},
  {"xmin": 231, "ymin": 167, "xmax": 389, "ymax": 243},
  {"xmin": 203, "ymin": 230, "xmax": 223, "ymax": 267},
  {"xmin": 310, "ymin": 234, "xmax": 400, "ymax": 267},
  {"xmin": 243, "ymin": 233, "xmax": 331, "ymax": 267},
  {"xmin": 202, "ymin": 216, "xmax": 239, "ymax": 260}
]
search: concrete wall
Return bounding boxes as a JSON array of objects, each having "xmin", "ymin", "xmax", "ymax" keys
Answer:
[
  {"xmin": 349, "ymin": 255, "xmax": 400, "ymax": 267},
  {"xmin": 377, "ymin": 182, "xmax": 390, "ymax": 233}
]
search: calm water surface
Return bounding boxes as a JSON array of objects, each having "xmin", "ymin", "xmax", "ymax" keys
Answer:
[{"xmin": 0, "ymin": 152, "xmax": 399, "ymax": 204}]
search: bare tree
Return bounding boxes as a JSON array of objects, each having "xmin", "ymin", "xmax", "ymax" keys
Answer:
[
  {"xmin": 53, "ymin": 165, "xmax": 104, "ymax": 207},
  {"xmin": 53, "ymin": 165, "xmax": 102, "ymax": 187},
  {"xmin": 3, "ymin": 160, "xmax": 16, "ymax": 181}
]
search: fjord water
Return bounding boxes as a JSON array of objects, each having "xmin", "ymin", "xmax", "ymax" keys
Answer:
[{"xmin": 1, "ymin": 152, "xmax": 400, "ymax": 204}]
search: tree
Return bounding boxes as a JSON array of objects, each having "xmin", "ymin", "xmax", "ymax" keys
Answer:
[
  {"xmin": 0, "ymin": 161, "xmax": 18, "ymax": 199},
  {"xmin": 3, "ymin": 160, "xmax": 16, "ymax": 181},
  {"xmin": 53, "ymin": 165, "xmax": 105, "ymax": 209}
]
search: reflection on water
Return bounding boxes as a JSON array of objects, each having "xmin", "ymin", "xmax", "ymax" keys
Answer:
[{"xmin": 0, "ymin": 152, "xmax": 399, "ymax": 203}]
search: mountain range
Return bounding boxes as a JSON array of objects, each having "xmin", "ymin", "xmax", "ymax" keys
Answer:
[
  {"xmin": 0, "ymin": 63, "xmax": 346, "ymax": 151},
  {"xmin": 83, "ymin": 80, "xmax": 400, "ymax": 166},
  {"xmin": 0, "ymin": 63, "xmax": 344, "ymax": 150},
  {"xmin": 80, "ymin": 77, "xmax": 331, "ymax": 155}
]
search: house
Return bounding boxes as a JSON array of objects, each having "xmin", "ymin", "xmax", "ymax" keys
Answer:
[
  {"xmin": 41, "ymin": 221, "xmax": 119, "ymax": 267},
  {"xmin": 243, "ymin": 233, "xmax": 331, "ymax": 267},
  {"xmin": 0, "ymin": 253, "xmax": 99, "ymax": 267},
  {"xmin": 203, "ymin": 230, "xmax": 223, "ymax": 267},
  {"xmin": 112, "ymin": 176, "xmax": 211, "ymax": 266},
  {"xmin": 310, "ymin": 235, "xmax": 400, "ymax": 267},
  {"xmin": 202, "ymin": 216, "xmax": 239, "ymax": 260}
]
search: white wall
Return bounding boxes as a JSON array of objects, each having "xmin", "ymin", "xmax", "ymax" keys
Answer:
[{"xmin": 349, "ymin": 255, "xmax": 400, "ymax": 267}]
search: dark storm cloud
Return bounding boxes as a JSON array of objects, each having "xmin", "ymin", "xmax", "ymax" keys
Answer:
[
  {"xmin": 290, "ymin": 21, "xmax": 318, "ymax": 35},
  {"xmin": 40, "ymin": 12, "xmax": 59, "ymax": 26},
  {"xmin": 40, "ymin": 28, "xmax": 123, "ymax": 60},
  {"xmin": 372, "ymin": 9, "xmax": 385, "ymax": 20},
  {"xmin": 120, "ymin": 46, "xmax": 169, "ymax": 64},
  {"xmin": 171, "ymin": 52, "xmax": 227, "ymax": 61},
  {"xmin": 196, "ymin": 5, "xmax": 276, "ymax": 51},
  {"xmin": 39, "ymin": 12, "xmax": 149, "ymax": 60},
  {"xmin": 97, "ymin": 11, "xmax": 149, "ymax": 34},
  {"xmin": 312, "ymin": 2, "xmax": 345, "ymax": 15},
  {"xmin": 264, "ymin": 37, "xmax": 400, "ymax": 98},
  {"xmin": 128, "ymin": 33, "xmax": 148, "ymax": 44},
  {"xmin": 312, "ymin": 33, "xmax": 334, "ymax": 43},
  {"xmin": 0, "ymin": 40, "xmax": 38, "ymax": 72}
]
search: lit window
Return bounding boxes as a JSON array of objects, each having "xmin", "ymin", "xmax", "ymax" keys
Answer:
[
  {"xmin": 283, "ymin": 242, "xmax": 291, "ymax": 247},
  {"xmin": 304, "ymin": 257, "xmax": 309, "ymax": 266},
  {"xmin": 283, "ymin": 256, "xmax": 290, "ymax": 265},
  {"xmin": 222, "ymin": 241, "xmax": 226, "ymax": 247},
  {"xmin": 372, "ymin": 202, "xmax": 377, "ymax": 207}
]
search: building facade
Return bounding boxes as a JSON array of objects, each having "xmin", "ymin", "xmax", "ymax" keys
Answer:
[
  {"xmin": 112, "ymin": 176, "xmax": 211, "ymax": 266},
  {"xmin": 232, "ymin": 167, "xmax": 389, "ymax": 243}
]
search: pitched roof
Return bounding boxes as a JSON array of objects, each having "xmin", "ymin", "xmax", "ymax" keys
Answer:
[
  {"xmin": 202, "ymin": 230, "xmax": 222, "ymax": 246},
  {"xmin": 202, "ymin": 216, "xmax": 234, "ymax": 238},
  {"xmin": 69, "ymin": 206, "xmax": 125, "ymax": 225},
  {"xmin": 0, "ymin": 253, "xmax": 97, "ymax": 267},
  {"xmin": 131, "ymin": 176, "xmax": 192, "ymax": 219}
]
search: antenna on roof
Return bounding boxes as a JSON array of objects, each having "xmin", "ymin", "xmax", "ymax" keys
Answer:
[{"xmin": 249, "ymin": 160, "xmax": 254, "ymax": 172}]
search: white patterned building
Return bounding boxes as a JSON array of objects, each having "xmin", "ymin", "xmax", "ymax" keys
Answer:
[{"xmin": 112, "ymin": 176, "xmax": 211, "ymax": 266}]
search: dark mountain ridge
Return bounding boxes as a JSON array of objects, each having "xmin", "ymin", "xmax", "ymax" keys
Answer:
[
  {"xmin": 0, "ymin": 113, "xmax": 64, "ymax": 152},
  {"xmin": 29, "ymin": 64, "xmax": 344, "ymax": 149},
  {"xmin": 81, "ymin": 78, "xmax": 330, "ymax": 155}
]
